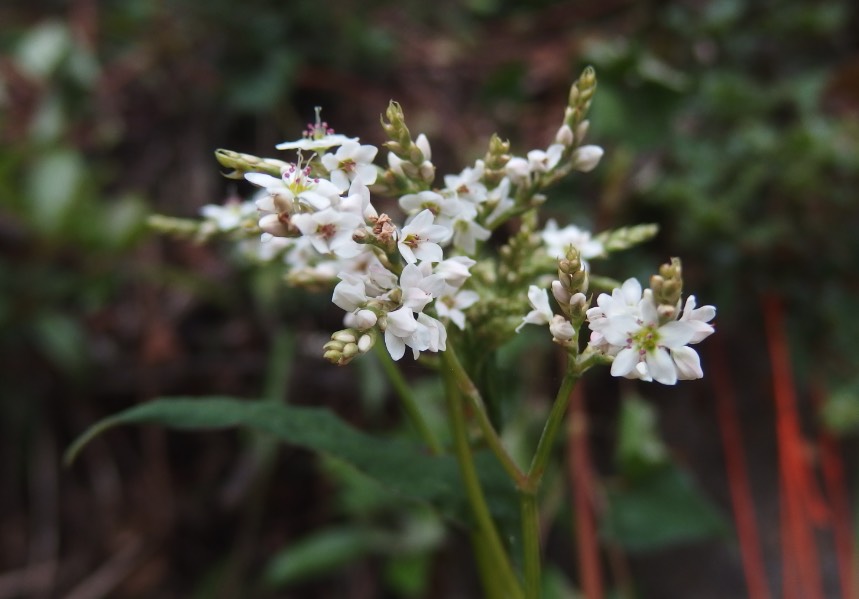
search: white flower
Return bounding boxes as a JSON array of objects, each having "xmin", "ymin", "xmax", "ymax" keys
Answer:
[
  {"xmin": 541, "ymin": 219, "xmax": 604, "ymax": 261},
  {"xmin": 679, "ymin": 295, "xmax": 716, "ymax": 343},
  {"xmin": 587, "ymin": 283, "xmax": 715, "ymax": 385},
  {"xmin": 527, "ymin": 144, "xmax": 564, "ymax": 173},
  {"xmin": 434, "ymin": 256, "xmax": 476, "ymax": 290},
  {"xmin": 291, "ymin": 208, "xmax": 363, "ymax": 258},
  {"xmin": 397, "ymin": 209, "xmax": 450, "ymax": 264},
  {"xmin": 321, "ymin": 140, "xmax": 379, "ymax": 191},
  {"xmin": 332, "ymin": 272, "xmax": 369, "ymax": 312},
  {"xmin": 444, "ymin": 162, "xmax": 487, "ymax": 205},
  {"xmin": 436, "ymin": 289, "xmax": 479, "ymax": 330},
  {"xmin": 413, "ymin": 313, "xmax": 447, "ymax": 357},
  {"xmin": 451, "ymin": 214, "xmax": 491, "ymax": 255},
  {"xmin": 383, "ymin": 306, "xmax": 419, "ymax": 361},
  {"xmin": 516, "ymin": 285, "xmax": 554, "ymax": 333},
  {"xmin": 200, "ymin": 200, "xmax": 256, "ymax": 231},
  {"xmin": 399, "ymin": 190, "xmax": 465, "ymax": 228},
  {"xmin": 399, "ymin": 263, "xmax": 446, "ymax": 313},
  {"xmin": 337, "ymin": 179, "xmax": 377, "ymax": 220},
  {"xmin": 276, "ymin": 134, "xmax": 355, "ymax": 152},
  {"xmin": 276, "ymin": 110, "xmax": 357, "ymax": 151},
  {"xmin": 246, "ymin": 162, "xmax": 340, "ymax": 219},
  {"xmin": 484, "ymin": 177, "xmax": 515, "ymax": 224}
]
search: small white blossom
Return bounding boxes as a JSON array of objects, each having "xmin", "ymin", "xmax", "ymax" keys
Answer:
[
  {"xmin": 332, "ymin": 272, "xmax": 369, "ymax": 312},
  {"xmin": 321, "ymin": 140, "xmax": 379, "ymax": 191},
  {"xmin": 527, "ymin": 144, "xmax": 564, "ymax": 173},
  {"xmin": 398, "ymin": 209, "xmax": 450, "ymax": 264},
  {"xmin": 276, "ymin": 110, "xmax": 357, "ymax": 152},
  {"xmin": 383, "ymin": 306, "xmax": 419, "ymax": 361},
  {"xmin": 434, "ymin": 256, "xmax": 476, "ymax": 290},
  {"xmin": 291, "ymin": 208, "xmax": 363, "ymax": 258},
  {"xmin": 451, "ymin": 213, "xmax": 491, "ymax": 255},
  {"xmin": 399, "ymin": 263, "xmax": 446, "ymax": 313},
  {"xmin": 516, "ymin": 285, "xmax": 554, "ymax": 333},
  {"xmin": 541, "ymin": 219, "xmax": 604, "ymax": 261},
  {"xmin": 200, "ymin": 199, "xmax": 257, "ymax": 231},
  {"xmin": 436, "ymin": 289, "xmax": 479, "ymax": 330}
]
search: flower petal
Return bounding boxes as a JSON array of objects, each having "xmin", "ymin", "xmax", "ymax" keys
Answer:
[{"xmin": 646, "ymin": 348, "xmax": 677, "ymax": 385}]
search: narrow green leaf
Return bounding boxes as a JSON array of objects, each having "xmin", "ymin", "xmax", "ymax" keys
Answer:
[
  {"xmin": 262, "ymin": 527, "xmax": 380, "ymax": 588},
  {"xmin": 65, "ymin": 397, "xmax": 519, "ymax": 528}
]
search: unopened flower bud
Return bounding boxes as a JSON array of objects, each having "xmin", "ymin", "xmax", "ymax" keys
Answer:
[
  {"xmin": 358, "ymin": 334, "xmax": 374, "ymax": 353},
  {"xmin": 354, "ymin": 309, "xmax": 377, "ymax": 330},
  {"xmin": 572, "ymin": 145, "xmax": 604, "ymax": 172},
  {"xmin": 575, "ymin": 120, "xmax": 590, "ymax": 144},
  {"xmin": 550, "ymin": 315, "xmax": 575, "ymax": 343},
  {"xmin": 657, "ymin": 304, "xmax": 676, "ymax": 321},
  {"xmin": 342, "ymin": 342, "xmax": 359, "ymax": 358},
  {"xmin": 552, "ymin": 280, "xmax": 572, "ymax": 305},
  {"xmin": 419, "ymin": 161, "xmax": 435, "ymax": 183},
  {"xmin": 555, "ymin": 124, "xmax": 574, "ymax": 146},
  {"xmin": 415, "ymin": 133, "xmax": 432, "ymax": 161},
  {"xmin": 332, "ymin": 331, "xmax": 357, "ymax": 344}
]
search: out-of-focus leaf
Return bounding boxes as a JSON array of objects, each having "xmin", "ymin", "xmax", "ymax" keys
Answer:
[
  {"xmin": 100, "ymin": 194, "xmax": 149, "ymax": 249},
  {"xmin": 616, "ymin": 396, "xmax": 669, "ymax": 479},
  {"xmin": 65, "ymin": 397, "xmax": 519, "ymax": 528},
  {"xmin": 33, "ymin": 312, "xmax": 88, "ymax": 374},
  {"xmin": 26, "ymin": 149, "xmax": 84, "ymax": 235},
  {"xmin": 384, "ymin": 551, "xmax": 431, "ymax": 598},
  {"xmin": 262, "ymin": 527, "xmax": 381, "ymax": 588},
  {"xmin": 602, "ymin": 464, "xmax": 729, "ymax": 552}
]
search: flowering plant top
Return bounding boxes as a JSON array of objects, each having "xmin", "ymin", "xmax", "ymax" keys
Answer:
[{"xmin": 153, "ymin": 67, "xmax": 714, "ymax": 384}]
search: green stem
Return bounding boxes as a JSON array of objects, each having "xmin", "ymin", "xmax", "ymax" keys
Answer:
[
  {"xmin": 442, "ymin": 342, "xmax": 527, "ymax": 487},
  {"xmin": 472, "ymin": 531, "xmax": 507, "ymax": 599},
  {"xmin": 375, "ymin": 343, "xmax": 443, "ymax": 455},
  {"xmin": 527, "ymin": 370, "xmax": 580, "ymax": 487},
  {"xmin": 444, "ymin": 371, "xmax": 524, "ymax": 599},
  {"xmin": 520, "ymin": 491, "xmax": 541, "ymax": 599}
]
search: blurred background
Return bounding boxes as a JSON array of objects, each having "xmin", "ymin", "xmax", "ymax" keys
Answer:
[{"xmin": 2, "ymin": 0, "xmax": 859, "ymax": 597}]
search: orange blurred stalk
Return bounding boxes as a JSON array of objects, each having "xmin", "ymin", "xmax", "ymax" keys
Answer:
[
  {"xmin": 568, "ymin": 384, "xmax": 603, "ymax": 599},
  {"xmin": 762, "ymin": 294, "xmax": 825, "ymax": 599},
  {"xmin": 812, "ymin": 383, "xmax": 859, "ymax": 599},
  {"xmin": 710, "ymin": 339, "xmax": 772, "ymax": 599}
]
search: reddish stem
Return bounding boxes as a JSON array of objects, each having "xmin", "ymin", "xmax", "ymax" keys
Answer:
[
  {"xmin": 710, "ymin": 339, "xmax": 772, "ymax": 599},
  {"xmin": 762, "ymin": 295, "xmax": 824, "ymax": 599},
  {"xmin": 568, "ymin": 384, "xmax": 603, "ymax": 599},
  {"xmin": 812, "ymin": 383, "xmax": 858, "ymax": 599}
]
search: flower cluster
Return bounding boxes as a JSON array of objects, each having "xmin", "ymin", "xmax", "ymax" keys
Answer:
[
  {"xmin": 585, "ymin": 269, "xmax": 715, "ymax": 385},
  {"xmin": 164, "ymin": 66, "xmax": 715, "ymax": 385}
]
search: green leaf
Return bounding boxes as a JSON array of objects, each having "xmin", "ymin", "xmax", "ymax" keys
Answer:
[
  {"xmin": 602, "ymin": 464, "xmax": 729, "ymax": 551},
  {"xmin": 616, "ymin": 396, "xmax": 669, "ymax": 479},
  {"xmin": 65, "ymin": 397, "xmax": 519, "ymax": 528},
  {"xmin": 262, "ymin": 527, "xmax": 380, "ymax": 588}
]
